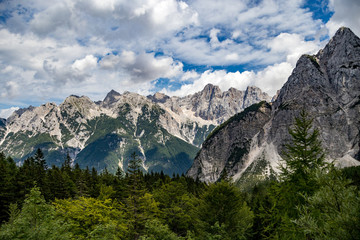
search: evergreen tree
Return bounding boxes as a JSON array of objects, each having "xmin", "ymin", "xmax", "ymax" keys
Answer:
[
  {"xmin": 294, "ymin": 167, "xmax": 360, "ymax": 240},
  {"xmin": 258, "ymin": 110, "xmax": 328, "ymax": 239},
  {"xmin": 0, "ymin": 186, "xmax": 72, "ymax": 239},
  {"xmin": 0, "ymin": 153, "xmax": 17, "ymax": 223},
  {"xmin": 197, "ymin": 181, "xmax": 254, "ymax": 239},
  {"xmin": 153, "ymin": 181, "xmax": 198, "ymax": 236},
  {"xmin": 33, "ymin": 148, "xmax": 49, "ymax": 198},
  {"xmin": 34, "ymin": 148, "xmax": 47, "ymax": 170},
  {"xmin": 113, "ymin": 167, "xmax": 126, "ymax": 200},
  {"xmin": 61, "ymin": 152, "xmax": 72, "ymax": 175},
  {"xmin": 15, "ymin": 157, "xmax": 37, "ymax": 203},
  {"xmin": 125, "ymin": 152, "xmax": 149, "ymax": 239},
  {"xmin": 280, "ymin": 110, "xmax": 326, "ymax": 187}
]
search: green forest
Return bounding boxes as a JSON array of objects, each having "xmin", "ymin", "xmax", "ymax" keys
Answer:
[{"xmin": 0, "ymin": 111, "xmax": 360, "ymax": 240}]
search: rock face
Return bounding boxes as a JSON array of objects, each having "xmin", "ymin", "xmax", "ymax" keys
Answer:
[
  {"xmin": 0, "ymin": 84, "xmax": 270, "ymax": 174},
  {"xmin": 153, "ymin": 84, "xmax": 271, "ymax": 124},
  {"xmin": 188, "ymin": 27, "xmax": 360, "ymax": 183}
]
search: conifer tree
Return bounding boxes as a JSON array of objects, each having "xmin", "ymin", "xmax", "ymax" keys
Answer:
[
  {"xmin": 61, "ymin": 152, "xmax": 72, "ymax": 174},
  {"xmin": 294, "ymin": 167, "xmax": 360, "ymax": 240},
  {"xmin": 0, "ymin": 153, "xmax": 17, "ymax": 223},
  {"xmin": 280, "ymin": 109, "xmax": 326, "ymax": 192},
  {"xmin": 125, "ymin": 152, "xmax": 148, "ymax": 239},
  {"xmin": 258, "ymin": 110, "xmax": 327, "ymax": 239}
]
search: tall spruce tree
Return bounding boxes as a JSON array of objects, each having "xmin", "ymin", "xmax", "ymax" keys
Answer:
[
  {"xmin": 259, "ymin": 110, "xmax": 328, "ymax": 239},
  {"xmin": 125, "ymin": 152, "xmax": 149, "ymax": 239},
  {"xmin": 280, "ymin": 109, "xmax": 326, "ymax": 190}
]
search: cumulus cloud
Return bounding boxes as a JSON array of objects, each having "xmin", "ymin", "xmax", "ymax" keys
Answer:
[
  {"xmin": 326, "ymin": 0, "xmax": 360, "ymax": 37},
  {"xmin": 72, "ymin": 55, "xmax": 98, "ymax": 72},
  {"xmin": 30, "ymin": 2, "xmax": 73, "ymax": 36},
  {"xmin": 0, "ymin": 0, "xmax": 353, "ymax": 112},
  {"xmin": 163, "ymin": 61, "xmax": 293, "ymax": 97},
  {"xmin": 100, "ymin": 51, "xmax": 183, "ymax": 82},
  {"xmin": 267, "ymin": 33, "xmax": 320, "ymax": 66},
  {"xmin": 0, "ymin": 107, "xmax": 20, "ymax": 119},
  {"xmin": 166, "ymin": 0, "xmax": 323, "ymax": 66}
]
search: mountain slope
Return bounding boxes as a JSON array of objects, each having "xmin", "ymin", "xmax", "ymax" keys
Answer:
[
  {"xmin": 0, "ymin": 85, "xmax": 269, "ymax": 174},
  {"xmin": 188, "ymin": 27, "xmax": 360, "ymax": 183}
]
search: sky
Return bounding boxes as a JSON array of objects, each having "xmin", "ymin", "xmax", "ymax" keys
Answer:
[{"xmin": 0, "ymin": 0, "xmax": 359, "ymax": 118}]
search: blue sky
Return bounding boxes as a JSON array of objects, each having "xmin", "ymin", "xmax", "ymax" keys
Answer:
[{"xmin": 0, "ymin": 0, "xmax": 359, "ymax": 118}]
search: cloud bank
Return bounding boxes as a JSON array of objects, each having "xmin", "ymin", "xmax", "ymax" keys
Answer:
[{"xmin": 0, "ymin": 0, "xmax": 358, "ymax": 112}]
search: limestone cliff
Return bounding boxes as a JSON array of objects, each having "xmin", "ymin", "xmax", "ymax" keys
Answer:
[{"xmin": 188, "ymin": 27, "xmax": 360, "ymax": 183}]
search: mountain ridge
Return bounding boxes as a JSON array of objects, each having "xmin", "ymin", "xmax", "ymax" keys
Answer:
[
  {"xmin": 0, "ymin": 84, "xmax": 270, "ymax": 174},
  {"xmin": 188, "ymin": 27, "xmax": 360, "ymax": 183}
]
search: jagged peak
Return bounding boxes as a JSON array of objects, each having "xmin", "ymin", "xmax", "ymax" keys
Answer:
[
  {"xmin": 227, "ymin": 87, "xmax": 239, "ymax": 92},
  {"xmin": 200, "ymin": 84, "xmax": 222, "ymax": 99},
  {"xmin": 153, "ymin": 92, "xmax": 168, "ymax": 99},
  {"xmin": 13, "ymin": 106, "xmax": 35, "ymax": 117},
  {"xmin": 62, "ymin": 95, "xmax": 93, "ymax": 106},
  {"xmin": 147, "ymin": 92, "xmax": 170, "ymax": 103},
  {"xmin": 317, "ymin": 26, "xmax": 360, "ymax": 61},
  {"xmin": 245, "ymin": 85, "xmax": 261, "ymax": 92},
  {"xmin": 103, "ymin": 89, "xmax": 121, "ymax": 104},
  {"xmin": 327, "ymin": 27, "xmax": 359, "ymax": 48},
  {"xmin": 202, "ymin": 83, "xmax": 221, "ymax": 92},
  {"xmin": 333, "ymin": 26, "xmax": 357, "ymax": 41}
]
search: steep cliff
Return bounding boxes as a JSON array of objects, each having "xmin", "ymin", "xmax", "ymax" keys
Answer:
[{"xmin": 188, "ymin": 27, "xmax": 360, "ymax": 183}]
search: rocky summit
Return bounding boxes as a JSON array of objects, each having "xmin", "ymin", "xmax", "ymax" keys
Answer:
[
  {"xmin": 0, "ymin": 84, "xmax": 269, "ymax": 175},
  {"xmin": 188, "ymin": 27, "xmax": 360, "ymax": 183}
]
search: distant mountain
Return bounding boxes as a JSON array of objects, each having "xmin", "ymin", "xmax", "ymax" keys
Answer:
[
  {"xmin": 188, "ymin": 27, "xmax": 360, "ymax": 183},
  {"xmin": 0, "ymin": 85, "xmax": 270, "ymax": 174}
]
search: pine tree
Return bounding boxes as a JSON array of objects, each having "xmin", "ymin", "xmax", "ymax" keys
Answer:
[
  {"xmin": 34, "ymin": 148, "xmax": 47, "ymax": 170},
  {"xmin": 197, "ymin": 181, "xmax": 254, "ymax": 239},
  {"xmin": 33, "ymin": 148, "xmax": 49, "ymax": 198},
  {"xmin": 280, "ymin": 109, "xmax": 326, "ymax": 192},
  {"xmin": 61, "ymin": 152, "xmax": 72, "ymax": 175},
  {"xmin": 0, "ymin": 154, "xmax": 17, "ymax": 223},
  {"xmin": 258, "ymin": 110, "xmax": 328, "ymax": 239},
  {"xmin": 125, "ymin": 152, "xmax": 148, "ymax": 239}
]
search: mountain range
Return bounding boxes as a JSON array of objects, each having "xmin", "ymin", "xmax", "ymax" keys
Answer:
[
  {"xmin": 187, "ymin": 27, "xmax": 360, "ymax": 183},
  {"xmin": 0, "ymin": 84, "xmax": 270, "ymax": 175}
]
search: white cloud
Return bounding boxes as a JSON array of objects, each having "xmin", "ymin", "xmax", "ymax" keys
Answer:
[
  {"xmin": 1, "ymin": 0, "xmax": 354, "ymax": 112},
  {"xmin": 181, "ymin": 70, "xmax": 199, "ymax": 81},
  {"xmin": 30, "ymin": 2, "xmax": 73, "ymax": 36},
  {"xmin": 162, "ymin": 61, "xmax": 292, "ymax": 97},
  {"xmin": 267, "ymin": 33, "xmax": 320, "ymax": 66},
  {"xmin": 0, "ymin": 107, "xmax": 19, "ymax": 119},
  {"xmin": 100, "ymin": 51, "xmax": 183, "ymax": 83},
  {"xmin": 326, "ymin": 0, "xmax": 360, "ymax": 37},
  {"xmin": 72, "ymin": 55, "xmax": 98, "ymax": 72}
]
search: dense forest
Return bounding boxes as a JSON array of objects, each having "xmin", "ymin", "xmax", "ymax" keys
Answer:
[{"xmin": 0, "ymin": 111, "xmax": 360, "ymax": 240}]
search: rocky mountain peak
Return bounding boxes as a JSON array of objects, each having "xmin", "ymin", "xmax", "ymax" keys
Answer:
[
  {"xmin": 103, "ymin": 90, "xmax": 121, "ymax": 105},
  {"xmin": 188, "ymin": 27, "xmax": 360, "ymax": 183},
  {"xmin": 200, "ymin": 83, "xmax": 222, "ymax": 100},
  {"xmin": 9, "ymin": 106, "xmax": 36, "ymax": 119},
  {"xmin": 63, "ymin": 95, "xmax": 93, "ymax": 104},
  {"xmin": 147, "ymin": 92, "xmax": 170, "ymax": 103},
  {"xmin": 316, "ymin": 27, "xmax": 360, "ymax": 75},
  {"xmin": 319, "ymin": 27, "xmax": 360, "ymax": 59}
]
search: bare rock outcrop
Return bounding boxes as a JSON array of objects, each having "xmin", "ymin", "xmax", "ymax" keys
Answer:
[{"xmin": 188, "ymin": 27, "xmax": 360, "ymax": 183}]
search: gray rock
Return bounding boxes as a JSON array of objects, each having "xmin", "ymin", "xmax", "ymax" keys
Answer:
[
  {"xmin": 188, "ymin": 27, "xmax": 360, "ymax": 183},
  {"xmin": 0, "ymin": 82, "xmax": 270, "ymax": 173}
]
